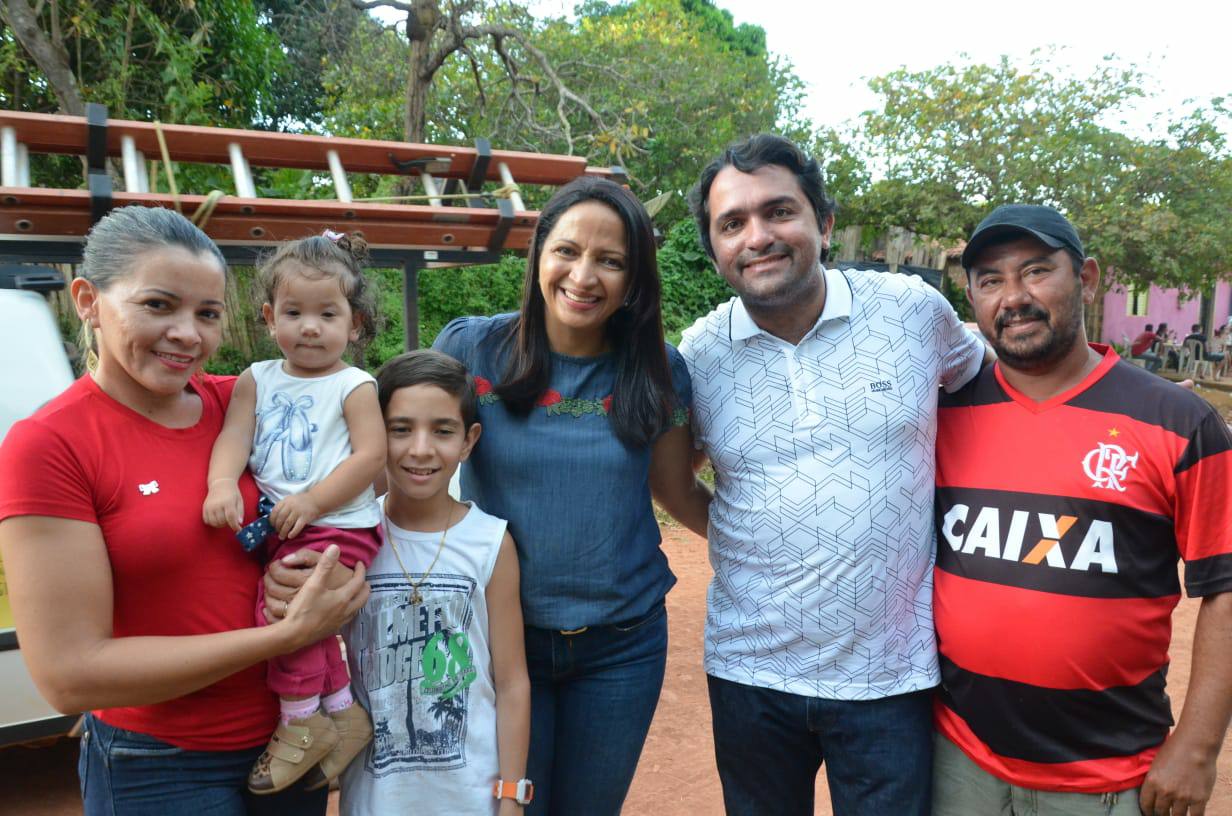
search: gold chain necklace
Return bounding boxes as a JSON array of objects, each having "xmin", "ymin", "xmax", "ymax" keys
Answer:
[{"xmin": 384, "ymin": 502, "xmax": 456, "ymax": 606}]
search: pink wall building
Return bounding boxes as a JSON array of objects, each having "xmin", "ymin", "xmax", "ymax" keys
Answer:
[{"xmin": 1101, "ymin": 280, "xmax": 1232, "ymax": 346}]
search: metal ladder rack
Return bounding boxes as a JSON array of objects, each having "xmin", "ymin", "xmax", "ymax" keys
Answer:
[{"xmin": 0, "ymin": 104, "xmax": 626, "ymax": 348}]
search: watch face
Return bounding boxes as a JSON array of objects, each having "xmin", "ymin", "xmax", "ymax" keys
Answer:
[{"xmin": 517, "ymin": 779, "xmax": 534, "ymax": 805}]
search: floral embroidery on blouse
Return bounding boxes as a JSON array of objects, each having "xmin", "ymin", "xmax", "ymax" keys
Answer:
[
  {"xmin": 475, "ymin": 375, "xmax": 499, "ymax": 406},
  {"xmin": 541, "ymin": 389, "xmax": 609, "ymax": 417},
  {"xmin": 471, "ymin": 377, "xmax": 685, "ymax": 424}
]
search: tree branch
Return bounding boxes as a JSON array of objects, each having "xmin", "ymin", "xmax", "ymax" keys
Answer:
[
  {"xmin": 471, "ymin": 24, "xmax": 608, "ymax": 131},
  {"xmin": 460, "ymin": 43, "xmax": 486, "ymax": 108},
  {"xmin": 350, "ymin": 0, "xmax": 414, "ymax": 12},
  {"xmin": 117, "ymin": 0, "xmax": 137, "ymax": 113},
  {"xmin": 423, "ymin": 9, "xmax": 467, "ymax": 79},
  {"xmin": 491, "ymin": 33, "xmax": 518, "ymax": 84},
  {"xmin": 1, "ymin": 0, "xmax": 85, "ymax": 115}
]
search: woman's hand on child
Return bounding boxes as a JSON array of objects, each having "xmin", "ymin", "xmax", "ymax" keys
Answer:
[
  {"xmin": 202, "ymin": 480, "xmax": 244, "ymax": 531},
  {"xmin": 262, "ymin": 546, "xmax": 358, "ymax": 622},
  {"xmin": 278, "ymin": 544, "xmax": 369, "ymax": 651},
  {"xmin": 269, "ymin": 492, "xmax": 321, "ymax": 540}
]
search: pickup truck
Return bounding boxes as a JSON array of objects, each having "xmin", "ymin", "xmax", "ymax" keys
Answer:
[{"xmin": 0, "ymin": 264, "xmax": 78, "ymax": 747}]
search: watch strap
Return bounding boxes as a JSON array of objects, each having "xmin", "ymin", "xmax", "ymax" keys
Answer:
[{"xmin": 492, "ymin": 778, "xmax": 534, "ymax": 805}]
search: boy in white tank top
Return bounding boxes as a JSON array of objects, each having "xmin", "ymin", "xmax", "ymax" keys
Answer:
[{"xmin": 340, "ymin": 350, "xmax": 532, "ymax": 815}]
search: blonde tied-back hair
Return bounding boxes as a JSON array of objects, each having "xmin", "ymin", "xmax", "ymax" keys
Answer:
[{"xmin": 256, "ymin": 231, "xmax": 379, "ymax": 359}]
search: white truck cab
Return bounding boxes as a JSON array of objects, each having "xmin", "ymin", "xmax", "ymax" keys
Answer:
[{"xmin": 0, "ymin": 265, "xmax": 78, "ymax": 746}]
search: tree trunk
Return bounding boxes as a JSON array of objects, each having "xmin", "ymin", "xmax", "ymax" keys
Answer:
[
  {"xmin": 404, "ymin": 38, "xmax": 431, "ymax": 144},
  {"xmin": 402, "ymin": 0, "xmax": 441, "ymax": 144},
  {"xmin": 2, "ymin": 0, "xmax": 86, "ymax": 116}
]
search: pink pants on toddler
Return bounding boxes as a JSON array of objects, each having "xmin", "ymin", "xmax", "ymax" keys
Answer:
[{"xmin": 255, "ymin": 524, "xmax": 382, "ymax": 698}]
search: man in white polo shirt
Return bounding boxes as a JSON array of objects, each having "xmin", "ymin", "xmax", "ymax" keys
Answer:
[{"xmin": 676, "ymin": 134, "xmax": 989, "ymax": 815}]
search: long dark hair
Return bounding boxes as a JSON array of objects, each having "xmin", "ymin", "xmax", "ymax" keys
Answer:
[{"xmin": 495, "ymin": 176, "xmax": 674, "ymax": 448}]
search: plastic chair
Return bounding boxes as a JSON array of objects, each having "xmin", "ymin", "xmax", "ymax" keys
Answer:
[
  {"xmin": 1121, "ymin": 334, "xmax": 1145, "ymax": 367},
  {"xmin": 1176, "ymin": 343, "xmax": 1192, "ymax": 374},
  {"xmin": 1184, "ymin": 339, "xmax": 1214, "ymax": 380}
]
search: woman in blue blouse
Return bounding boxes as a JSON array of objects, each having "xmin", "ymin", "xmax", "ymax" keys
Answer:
[{"xmin": 434, "ymin": 176, "xmax": 708, "ymax": 815}]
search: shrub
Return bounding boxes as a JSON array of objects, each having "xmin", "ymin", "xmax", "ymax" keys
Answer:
[{"xmin": 657, "ymin": 219, "xmax": 731, "ymax": 344}]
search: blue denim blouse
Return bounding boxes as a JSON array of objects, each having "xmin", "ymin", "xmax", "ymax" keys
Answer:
[{"xmin": 433, "ymin": 314, "xmax": 690, "ymax": 630}]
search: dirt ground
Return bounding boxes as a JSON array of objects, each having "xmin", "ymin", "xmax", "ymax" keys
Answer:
[
  {"xmin": 618, "ymin": 528, "xmax": 1232, "ymax": 816},
  {"xmin": 1198, "ymin": 383, "xmax": 1232, "ymax": 426},
  {"xmin": 4, "ymin": 524, "xmax": 1231, "ymax": 815}
]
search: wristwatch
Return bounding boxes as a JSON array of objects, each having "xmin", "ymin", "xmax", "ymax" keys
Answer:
[{"xmin": 493, "ymin": 778, "xmax": 534, "ymax": 805}]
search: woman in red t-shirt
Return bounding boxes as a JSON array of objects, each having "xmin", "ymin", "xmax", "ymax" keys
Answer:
[{"xmin": 0, "ymin": 206, "xmax": 368, "ymax": 815}]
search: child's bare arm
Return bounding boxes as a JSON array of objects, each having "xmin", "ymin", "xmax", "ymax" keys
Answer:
[
  {"xmin": 270, "ymin": 381, "xmax": 385, "ymax": 539},
  {"xmin": 203, "ymin": 369, "xmax": 258, "ymax": 531},
  {"xmin": 488, "ymin": 531, "xmax": 530, "ymax": 811}
]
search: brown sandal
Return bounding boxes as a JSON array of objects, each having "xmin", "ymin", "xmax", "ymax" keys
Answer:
[
  {"xmin": 247, "ymin": 709, "xmax": 339, "ymax": 795},
  {"xmin": 303, "ymin": 703, "xmax": 375, "ymax": 791}
]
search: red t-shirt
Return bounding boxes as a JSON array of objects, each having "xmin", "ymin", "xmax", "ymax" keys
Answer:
[
  {"xmin": 933, "ymin": 345, "xmax": 1232, "ymax": 793},
  {"xmin": 0, "ymin": 374, "xmax": 274, "ymax": 750},
  {"xmin": 1130, "ymin": 331, "xmax": 1158, "ymax": 357}
]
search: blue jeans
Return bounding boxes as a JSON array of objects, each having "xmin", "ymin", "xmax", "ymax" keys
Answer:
[
  {"xmin": 1133, "ymin": 352, "xmax": 1162, "ymax": 373},
  {"xmin": 707, "ymin": 675, "xmax": 934, "ymax": 816},
  {"xmin": 525, "ymin": 601, "xmax": 668, "ymax": 816},
  {"xmin": 78, "ymin": 713, "xmax": 327, "ymax": 815}
]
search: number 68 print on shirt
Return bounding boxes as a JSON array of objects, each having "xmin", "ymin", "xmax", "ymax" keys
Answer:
[{"xmin": 348, "ymin": 574, "xmax": 481, "ymax": 772}]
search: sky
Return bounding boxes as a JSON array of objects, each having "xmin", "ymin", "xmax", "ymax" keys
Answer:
[{"xmin": 530, "ymin": 0, "xmax": 1231, "ymax": 139}]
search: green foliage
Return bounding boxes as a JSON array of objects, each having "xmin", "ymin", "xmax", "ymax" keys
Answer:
[
  {"xmin": 417, "ymin": 255, "xmax": 527, "ymax": 349},
  {"xmin": 319, "ymin": 14, "xmax": 409, "ymax": 143},
  {"xmin": 940, "ymin": 274, "xmax": 973, "ymax": 323},
  {"xmin": 4, "ymin": 0, "xmax": 283, "ymax": 121},
  {"xmin": 205, "ymin": 344, "xmax": 257, "ymax": 377},
  {"xmin": 0, "ymin": 23, "xmax": 56, "ymax": 111},
  {"xmin": 853, "ymin": 53, "xmax": 1232, "ymax": 292},
  {"xmin": 204, "ymin": 264, "xmax": 277, "ymax": 376},
  {"xmin": 678, "ymin": 0, "xmax": 766, "ymax": 57},
  {"xmin": 363, "ymin": 267, "xmax": 409, "ymax": 369},
  {"xmin": 3, "ymin": 0, "xmax": 287, "ymax": 190},
  {"xmin": 657, "ymin": 219, "xmax": 731, "ymax": 343},
  {"xmin": 809, "ymin": 127, "xmax": 872, "ymax": 229},
  {"xmin": 357, "ymin": 256, "xmax": 528, "ymax": 369},
  {"xmin": 856, "ymin": 55, "xmax": 1146, "ymax": 238},
  {"xmin": 254, "ymin": 0, "xmax": 364, "ymax": 131},
  {"xmin": 323, "ymin": 0, "xmax": 800, "ymax": 222},
  {"xmin": 531, "ymin": 0, "xmax": 804, "ymax": 218}
]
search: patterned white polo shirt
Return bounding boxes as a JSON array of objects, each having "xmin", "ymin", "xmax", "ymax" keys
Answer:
[{"xmin": 680, "ymin": 266, "xmax": 984, "ymax": 700}]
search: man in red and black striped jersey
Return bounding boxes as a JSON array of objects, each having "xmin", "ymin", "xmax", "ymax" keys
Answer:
[{"xmin": 933, "ymin": 204, "xmax": 1232, "ymax": 816}]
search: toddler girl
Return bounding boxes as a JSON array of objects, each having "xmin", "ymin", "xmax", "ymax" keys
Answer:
[{"xmin": 203, "ymin": 231, "xmax": 385, "ymax": 794}]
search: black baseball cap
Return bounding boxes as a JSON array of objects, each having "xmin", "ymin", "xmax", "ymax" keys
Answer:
[{"xmin": 962, "ymin": 204, "xmax": 1084, "ymax": 270}]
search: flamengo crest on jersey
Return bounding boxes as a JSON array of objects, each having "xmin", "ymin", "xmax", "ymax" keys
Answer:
[{"xmin": 1082, "ymin": 441, "xmax": 1138, "ymax": 491}]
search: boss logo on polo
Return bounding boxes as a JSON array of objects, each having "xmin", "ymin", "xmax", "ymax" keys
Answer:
[{"xmin": 868, "ymin": 380, "xmax": 893, "ymax": 393}]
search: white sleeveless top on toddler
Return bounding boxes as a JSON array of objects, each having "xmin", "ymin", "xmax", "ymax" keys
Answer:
[
  {"xmin": 340, "ymin": 500, "xmax": 507, "ymax": 816},
  {"xmin": 247, "ymin": 359, "xmax": 380, "ymax": 528}
]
